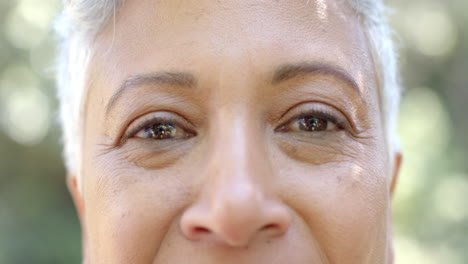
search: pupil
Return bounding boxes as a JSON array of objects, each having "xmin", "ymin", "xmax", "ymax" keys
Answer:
[{"xmin": 300, "ymin": 117, "xmax": 327, "ymax": 131}]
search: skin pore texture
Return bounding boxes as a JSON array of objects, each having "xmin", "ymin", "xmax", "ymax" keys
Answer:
[{"xmin": 68, "ymin": 0, "xmax": 401, "ymax": 263}]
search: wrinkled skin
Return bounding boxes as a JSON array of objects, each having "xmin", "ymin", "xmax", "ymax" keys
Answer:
[{"xmin": 68, "ymin": 0, "xmax": 401, "ymax": 263}]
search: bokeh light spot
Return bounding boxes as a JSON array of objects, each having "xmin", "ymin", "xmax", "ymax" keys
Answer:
[
  {"xmin": 16, "ymin": 0, "xmax": 59, "ymax": 30},
  {"xmin": 404, "ymin": 3, "xmax": 458, "ymax": 58},
  {"xmin": 2, "ymin": 87, "xmax": 51, "ymax": 146},
  {"xmin": 4, "ymin": 8, "xmax": 46, "ymax": 50},
  {"xmin": 433, "ymin": 173, "xmax": 468, "ymax": 223},
  {"xmin": 0, "ymin": 64, "xmax": 51, "ymax": 146}
]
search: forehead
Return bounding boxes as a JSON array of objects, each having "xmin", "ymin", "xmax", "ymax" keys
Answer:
[{"xmin": 88, "ymin": 0, "xmax": 376, "ymax": 109}]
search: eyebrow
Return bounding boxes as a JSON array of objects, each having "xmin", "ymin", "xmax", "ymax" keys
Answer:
[
  {"xmin": 105, "ymin": 62, "xmax": 360, "ymax": 115},
  {"xmin": 105, "ymin": 72, "xmax": 195, "ymax": 115},
  {"xmin": 272, "ymin": 62, "xmax": 361, "ymax": 93}
]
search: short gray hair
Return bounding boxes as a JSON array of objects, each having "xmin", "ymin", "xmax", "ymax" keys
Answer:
[{"xmin": 54, "ymin": 0, "xmax": 401, "ymax": 180}]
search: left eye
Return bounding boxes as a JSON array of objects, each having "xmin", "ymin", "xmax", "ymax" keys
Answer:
[
  {"xmin": 279, "ymin": 115, "xmax": 341, "ymax": 133},
  {"xmin": 134, "ymin": 122, "xmax": 192, "ymax": 140}
]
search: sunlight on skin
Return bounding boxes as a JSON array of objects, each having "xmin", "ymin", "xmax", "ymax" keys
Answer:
[{"xmin": 316, "ymin": 0, "xmax": 329, "ymax": 20}]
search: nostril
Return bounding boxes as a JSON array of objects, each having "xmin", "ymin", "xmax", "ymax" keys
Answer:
[
  {"xmin": 259, "ymin": 221, "xmax": 289, "ymax": 238},
  {"xmin": 185, "ymin": 226, "xmax": 213, "ymax": 241},
  {"xmin": 194, "ymin": 226, "xmax": 211, "ymax": 234},
  {"xmin": 260, "ymin": 223, "xmax": 279, "ymax": 231}
]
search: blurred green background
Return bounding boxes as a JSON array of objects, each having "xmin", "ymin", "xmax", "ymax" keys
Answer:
[{"xmin": 0, "ymin": 0, "xmax": 467, "ymax": 263}]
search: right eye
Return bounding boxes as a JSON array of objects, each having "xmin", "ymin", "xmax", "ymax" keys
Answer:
[
  {"xmin": 124, "ymin": 112, "xmax": 196, "ymax": 142},
  {"xmin": 135, "ymin": 122, "xmax": 190, "ymax": 140}
]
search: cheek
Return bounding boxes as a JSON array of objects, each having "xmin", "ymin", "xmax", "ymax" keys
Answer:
[
  {"xmin": 276, "ymin": 154, "xmax": 390, "ymax": 262},
  {"xmin": 83, "ymin": 156, "xmax": 193, "ymax": 263},
  {"xmin": 275, "ymin": 132, "xmax": 358, "ymax": 165}
]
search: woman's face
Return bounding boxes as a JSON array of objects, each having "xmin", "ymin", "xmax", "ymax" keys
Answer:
[{"xmin": 71, "ymin": 0, "xmax": 399, "ymax": 263}]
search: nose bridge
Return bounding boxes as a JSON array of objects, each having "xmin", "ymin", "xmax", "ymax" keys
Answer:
[
  {"xmin": 207, "ymin": 107, "xmax": 267, "ymax": 195},
  {"xmin": 178, "ymin": 106, "xmax": 291, "ymax": 247}
]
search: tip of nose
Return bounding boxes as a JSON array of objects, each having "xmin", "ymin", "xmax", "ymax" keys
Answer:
[
  {"xmin": 181, "ymin": 212, "xmax": 291, "ymax": 247},
  {"xmin": 180, "ymin": 192, "xmax": 292, "ymax": 247}
]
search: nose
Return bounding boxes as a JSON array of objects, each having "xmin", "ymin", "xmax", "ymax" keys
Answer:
[
  {"xmin": 180, "ymin": 182, "xmax": 292, "ymax": 247},
  {"xmin": 180, "ymin": 117, "xmax": 291, "ymax": 247}
]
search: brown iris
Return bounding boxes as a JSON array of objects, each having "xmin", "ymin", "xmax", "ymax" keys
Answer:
[
  {"xmin": 298, "ymin": 117, "xmax": 328, "ymax": 132},
  {"xmin": 145, "ymin": 124, "xmax": 176, "ymax": 139}
]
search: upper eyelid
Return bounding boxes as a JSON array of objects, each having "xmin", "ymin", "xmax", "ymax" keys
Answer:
[{"xmin": 276, "ymin": 101, "xmax": 342, "ymax": 120}]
